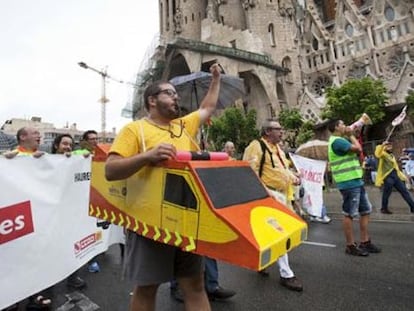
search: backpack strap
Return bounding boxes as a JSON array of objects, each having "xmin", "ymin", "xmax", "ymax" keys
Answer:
[{"xmin": 258, "ymin": 139, "xmax": 274, "ymax": 177}]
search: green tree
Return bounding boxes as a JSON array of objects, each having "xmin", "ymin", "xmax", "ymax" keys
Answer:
[
  {"xmin": 208, "ymin": 107, "xmax": 259, "ymax": 157},
  {"xmin": 278, "ymin": 108, "xmax": 315, "ymax": 148},
  {"xmin": 321, "ymin": 77, "xmax": 388, "ymax": 125},
  {"xmin": 296, "ymin": 121, "xmax": 315, "ymax": 146},
  {"xmin": 405, "ymin": 91, "xmax": 414, "ymax": 119}
]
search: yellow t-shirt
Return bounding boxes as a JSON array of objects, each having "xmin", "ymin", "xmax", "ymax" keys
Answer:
[
  {"xmin": 109, "ymin": 111, "xmax": 202, "ymax": 210},
  {"xmin": 13, "ymin": 146, "xmax": 36, "ymax": 156},
  {"xmin": 243, "ymin": 138, "xmax": 296, "ymax": 201},
  {"xmin": 374, "ymin": 144, "xmax": 407, "ymax": 187},
  {"xmin": 109, "ymin": 111, "xmax": 201, "ymax": 157}
]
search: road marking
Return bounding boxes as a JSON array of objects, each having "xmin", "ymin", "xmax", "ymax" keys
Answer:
[
  {"xmin": 303, "ymin": 241, "xmax": 336, "ymax": 248},
  {"xmin": 56, "ymin": 292, "xmax": 99, "ymax": 311}
]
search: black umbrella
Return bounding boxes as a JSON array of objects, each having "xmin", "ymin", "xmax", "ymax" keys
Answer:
[{"xmin": 170, "ymin": 71, "xmax": 245, "ymax": 113}]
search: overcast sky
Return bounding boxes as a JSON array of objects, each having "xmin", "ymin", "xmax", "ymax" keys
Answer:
[{"xmin": 0, "ymin": 0, "xmax": 159, "ymax": 133}]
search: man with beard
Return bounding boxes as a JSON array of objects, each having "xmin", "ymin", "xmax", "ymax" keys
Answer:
[{"xmin": 105, "ymin": 64, "xmax": 221, "ymax": 311}]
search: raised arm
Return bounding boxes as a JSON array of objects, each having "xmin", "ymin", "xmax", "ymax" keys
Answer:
[
  {"xmin": 199, "ymin": 63, "xmax": 221, "ymax": 124},
  {"xmin": 374, "ymin": 143, "xmax": 385, "ymax": 159},
  {"xmin": 348, "ymin": 135, "xmax": 362, "ymax": 154}
]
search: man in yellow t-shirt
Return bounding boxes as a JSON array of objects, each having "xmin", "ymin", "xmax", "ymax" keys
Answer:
[
  {"xmin": 243, "ymin": 119, "xmax": 303, "ymax": 292},
  {"xmin": 105, "ymin": 64, "xmax": 221, "ymax": 311}
]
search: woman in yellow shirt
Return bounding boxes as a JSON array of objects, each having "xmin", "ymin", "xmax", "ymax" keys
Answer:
[{"xmin": 375, "ymin": 141, "xmax": 414, "ymax": 214}]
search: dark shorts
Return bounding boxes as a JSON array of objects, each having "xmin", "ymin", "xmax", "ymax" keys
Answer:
[
  {"xmin": 340, "ymin": 186, "xmax": 372, "ymax": 218},
  {"xmin": 123, "ymin": 230, "xmax": 203, "ymax": 286}
]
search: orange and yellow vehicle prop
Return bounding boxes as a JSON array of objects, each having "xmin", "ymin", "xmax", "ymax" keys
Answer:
[{"xmin": 90, "ymin": 145, "xmax": 307, "ymax": 271}]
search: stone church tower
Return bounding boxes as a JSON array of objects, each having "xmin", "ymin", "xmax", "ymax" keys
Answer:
[{"xmin": 133, "ymin": 0, "xmax": 414, "ymax": 139}]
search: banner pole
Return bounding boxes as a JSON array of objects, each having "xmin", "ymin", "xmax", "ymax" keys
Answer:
[
  {"xmin": 386, "ymin": 105, "xmax": 407, "ymax": 142},
  {"xmin": 385, "ymin": 126, "xmax": 396, "ymax": 142}
]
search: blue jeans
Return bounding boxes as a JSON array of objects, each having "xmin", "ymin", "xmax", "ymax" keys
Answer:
[
  {"xmin": 204, "ymin": 257, "xmax": 219, "ymax": 292},
  {"xmin": 340, "ymin": 186, "xmax": 372, "ymax": 218},
  {"xmin": 170, "ymin": 256, "xmax": 219, "ymax": 293},
  {"xmin": 382, "ymin": 170, "xmax": 414, "ymax": 211}
]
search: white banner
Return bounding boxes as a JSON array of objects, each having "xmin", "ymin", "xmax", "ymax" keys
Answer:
[
  {"xmin": 289, "ymin": 153, "xmax": 326, "ymax": 217},
  {"xmin": 0, "ymin": 155, "xmax": 124, "ymax": 309},
  {"xmin": 391, "ymin": 105, "xmax": 407, "ymax": 126}
]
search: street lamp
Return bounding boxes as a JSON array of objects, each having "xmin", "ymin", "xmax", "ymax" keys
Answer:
[{"xmin": 78, "ymin": 61, "xmax": 110, "ymax": 141}]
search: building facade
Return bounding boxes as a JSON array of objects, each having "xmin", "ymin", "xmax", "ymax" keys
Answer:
[{"xmin": 132, "ymin": 0, "xmax": 414, "ymax": 138}]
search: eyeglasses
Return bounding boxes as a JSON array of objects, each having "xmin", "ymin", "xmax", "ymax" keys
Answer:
[
  {"xmin": 154, "ymin": 89, "xmax": 178, "ymax": 98},
  {"xmin": 268, "ymin": 127, "xmax": 282, "ymax": 131}
]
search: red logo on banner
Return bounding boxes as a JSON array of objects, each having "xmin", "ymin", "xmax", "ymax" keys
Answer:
[
  {"xmin": 0, "ymin": 201, "xmax": 34, "ymax": 245},
  {"xmin": 74, "ymin": 232, "xmax": 103, "ymax": 254}
]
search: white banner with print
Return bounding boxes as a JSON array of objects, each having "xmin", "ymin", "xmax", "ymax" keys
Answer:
[
  {"xmin": 289, "ymin": 153, "xmax": 327, "ymax": 217},
  {"xmin": 0, "ymin": 155, "xmax": 124, "ymax": 309}
]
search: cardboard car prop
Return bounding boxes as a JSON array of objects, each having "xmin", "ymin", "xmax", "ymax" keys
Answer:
[{"xmin": 90, "ymin": 145, "xmax": 308, "ymax": 271}]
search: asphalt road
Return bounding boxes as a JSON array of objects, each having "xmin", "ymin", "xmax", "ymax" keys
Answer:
[{"xmin": 15, "ymin": 219, "xmax": 414, "ymax": 311}]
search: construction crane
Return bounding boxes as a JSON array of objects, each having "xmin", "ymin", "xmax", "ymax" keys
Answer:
[{"xmin": 78, "ymin": 61, "xmax": 137, "ymax": 141}]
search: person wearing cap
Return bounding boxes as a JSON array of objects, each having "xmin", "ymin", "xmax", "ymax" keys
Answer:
[{"xmin": 375, "ymin": 141, "xmax": 414, "ymax": 214}]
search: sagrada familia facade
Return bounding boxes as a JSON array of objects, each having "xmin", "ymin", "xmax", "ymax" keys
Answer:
[{"xmin": 132, "ymin": 0, "xmax": 414, "ymax": 144}]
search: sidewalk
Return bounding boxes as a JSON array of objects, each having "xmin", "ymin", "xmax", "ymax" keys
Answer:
[{"xmin": 324, "ymin": 185, "xmax": 414, "ymax": 222}]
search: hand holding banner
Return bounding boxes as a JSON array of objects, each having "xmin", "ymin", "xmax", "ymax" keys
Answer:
[
  {"xmin": 0, "ymin": 156, "xmax": 124, "ymax": 309},
  {"xmin": 289, "ymin": 153, "xmax": 327, "ymax": 217}
]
